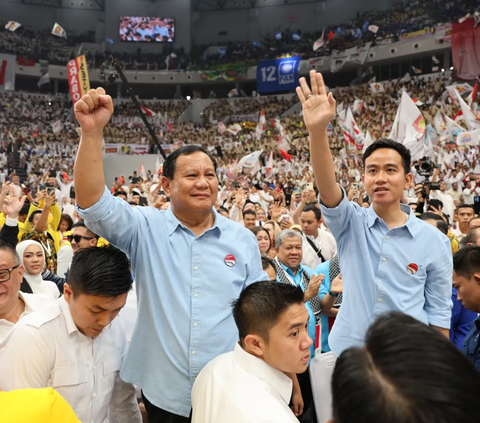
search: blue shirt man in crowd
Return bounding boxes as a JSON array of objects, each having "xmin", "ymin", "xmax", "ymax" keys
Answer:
[
  {"xmin": 73, "ymin": 88, "xmax": 266, "ymax": 423},
  {"xmin": 296, "ymin": 70, "xmax": 452, "ymax": 356}
]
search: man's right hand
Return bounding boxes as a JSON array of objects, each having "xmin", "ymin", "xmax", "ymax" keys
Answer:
[
  {"xmin": 296, "ymin": 70, "xmax": 336, "ymax": 134},
  {"xmin": 74, "ymin": 88, "xmax": 114, "ymax": 135}
]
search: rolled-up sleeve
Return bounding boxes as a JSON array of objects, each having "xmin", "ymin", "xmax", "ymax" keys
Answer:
[
  {"xmin": 424, "ymin": 237, "xmax": 453, "ymax": 329},
  {"xmin": 319, "ymin": 185, "xmax": 356, "ymax": 240}
]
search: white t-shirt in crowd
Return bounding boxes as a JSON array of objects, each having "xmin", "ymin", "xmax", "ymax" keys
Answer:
[{"xmin": 301, "ymin": 230, "xmax": 337, "ymax": 270}]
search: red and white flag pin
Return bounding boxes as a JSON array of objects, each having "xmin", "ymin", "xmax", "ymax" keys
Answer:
[
  {"xmin": 224, "ymin": 254, "xmax": 236, "ymax": 268},
  {"xmin": 407, "ymin": 263, "xmax": 418, "ymax": 275}
]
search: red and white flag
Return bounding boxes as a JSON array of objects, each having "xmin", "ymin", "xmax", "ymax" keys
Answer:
[
  {"xmin": 459, "ymin": 13, "xmax": 471, "ymax": 23},
  {"xmin": 5, "ymin": 21, "xmax": 21, "ymax": 32},
  {"xmin": 255, "ymin": 110, "xmax": 266, "ymax": 141},
  {"xmin": 140, "ymin": 105, "xmax": 156, "ymax": 117},
  {"xmin": 454, "ymin": 90, "xmax": 480, "ymax": 130},
  {"xmin": 217, "ymin": 122, "xmax": 227, "ymax": 135},
  {"xmin": 265, "ymin": 152, "xmax": 274, "ymax": 178},
  {"xmin": 139, "ymin": 162, "xmax": 148, "ymax": 181},
  {"xmin": 370, "ymin": 82, "xmax": 384, "ymax": 93},
  {"xmin": 227, "ymin": 124, "xmax": 242, "ymax": 136},
  {"xmin": 313, "ymin": 28, "xmax": 325, "ymax": 51},
  {"xmin": 52, "ymin": 23, "xmax": 67, "ymax": 38}
]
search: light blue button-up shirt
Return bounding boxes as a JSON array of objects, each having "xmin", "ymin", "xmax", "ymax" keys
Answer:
[
  {"xmin": 78, "ymin": 188, "xmax": 267, "ymax": 417},
  {"xmin": 320, "ymin": 186, "xmax": 452, "ymax": 356},
  {"xmin": 275, "ymin": 262, "xmax": 319, "ymax": 359}
]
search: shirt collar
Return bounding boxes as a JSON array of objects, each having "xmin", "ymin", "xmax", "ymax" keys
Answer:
[
  {"xmin": 366, "ymin": 203, "xmax": 417, "ymax": 238},
  {"xmin": 279, "ymin": 260, "xmax": 304, "ymax": 278},
  {"xmin": 18, "ymin": 291, "xmax": 33, "ymax": 313},
  {"xmin": 165, "ymin": 206, "xmax": 222, "ymax": 237},
  {"xmin": 58, "ymin": 296, "xmax": 81, "ymax": 336},
  {"xmin": 233, "ymin": 343, "xmax": 292, "ymax": 404}
]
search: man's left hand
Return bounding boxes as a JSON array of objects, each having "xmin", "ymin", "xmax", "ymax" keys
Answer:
[{"xmin": 291, "ymin": 389, "xmax": 304, "ymax": 417}]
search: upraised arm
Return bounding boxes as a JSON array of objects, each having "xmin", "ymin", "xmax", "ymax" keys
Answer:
[
  {"xmin": 74, "ymin": 88, "xmax": 114, "ymax": 209},
  {"xmin": 296, "ymin": 71, "xmax": 342, "ymax": 208}
]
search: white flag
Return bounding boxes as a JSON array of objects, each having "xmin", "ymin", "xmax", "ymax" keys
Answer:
[
  {"xmin": 454, "ymin": 90, "xmax": 480, "ymax": 130},
  {"xmin": 217, "ymin": 122, "xmax": 226, "ymax": 135},
  {"xmin": 5, "ymin": 21, "xmax": 21, "ymax": 32},
  {"xmin": 255, "ymin": 110, "xmax": 266, "ymax": 141},
  {"xmin": 368, "ymin": 25, "xmax": 379, "ymax": 34},
  {"xmin": 265, "ymin": 152, "xmax": 274, "ymax": 179},
  {"xmin": 0, "ymin": 54, "xmax": 16, "ymax": 92},
  {"xmin": 370, "ymin": 82, "xmax": 384, "ymax": 93},
  {"xmin": 227, "ymin": 124, "xmax": 242, "ymax": 136},
  {"xmin": 313, "ymin": 28, "xmax": 325, "ymax": 51},
  {"xmin": 37, "ymin": 73, "xmax": 50, "ymax": 87},
  {"xmin": 459, "ymin": 13, "xmax": 471, "ymax": 23},
  {"xmin": 432, "ymin": 55, "xmax": 440, "ymax": 64},
  {"xmin": 52, "ymin": 23, "xmax": 67, "ymax": 38},
  {"xmin": 228, "ymin": 89, "xmax": 238, "ymax": 98},
  {"xmin": 139, "ymin": 162, "xmax": 148, "ymax": 181},
  {"xmin": 457, "ymin": 129, "xmax": 480, "ymax": 146},
  {"xmin": 154, "ymin": 156, "xmax": 163, "ymax": 181},
  {"xmin": 52, "ymin": 120, "xmax": 63, "ymax": 134},
  {"xmin": 238, "ymin": 150, "xmax": 263, "ymax": 175},
  {"xmin": 363, "ymin": 131, "xmax": 374, "ymax": 153}
]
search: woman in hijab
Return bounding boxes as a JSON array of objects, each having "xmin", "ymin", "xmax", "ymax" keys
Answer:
[{"xmin": 16, "ymin": 240, "xmax": 60, "ymax": 299}]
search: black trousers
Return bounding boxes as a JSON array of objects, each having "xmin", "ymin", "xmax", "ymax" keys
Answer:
[
  {"xmin": 295, "ymin": 369, "xmax": 317, "ymax": 422},
  {"xmin": 142, "ymin": 392, "xmax": 192, "ymax": 423}
]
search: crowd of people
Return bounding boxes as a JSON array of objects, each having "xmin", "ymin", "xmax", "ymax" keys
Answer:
[
  {"xmin": 0, "ymin": 75, "xmax": 480, "ymax": 423},
  {"xmin": 0, "ymin": 0, "xmax": 477, "ymax": 72}
]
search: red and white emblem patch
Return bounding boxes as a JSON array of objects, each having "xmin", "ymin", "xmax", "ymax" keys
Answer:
[
  {"xmin": 224, "ymin": 254, "xmax": 236, "ymax": 267},
  {"xmin": 406, "ymin": 263, "xmax": 418, "ymax": 275}
]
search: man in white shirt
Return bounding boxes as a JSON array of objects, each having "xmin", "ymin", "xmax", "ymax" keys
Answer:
[
  {"xmin": 0, "ymin": 242, "xmax": 53, "ymax": 343},
  {"xmin": 300, "ymin": 205, "xmax": 337, "ymax": 269},
  {"xmin": 429, "ymin": 181, "xmax": 455, "ymax": 224},
  {"xmin": 451, "ymin": 204, "xmax": 476, "ymax": 241},
  {"xmin": 0, "ymin": 247, "xmax": 141, "ymax": 423},
  {"xmin": 463, "ymin": 180, "xmax": 475, "ymax": 205},
  {"xmin": 446, "ymin": 182, "xmax": 463, "ymax": 204},
  {"xmin": 192, "ymin": 281, "xmax": 312, "ymax": 423}
]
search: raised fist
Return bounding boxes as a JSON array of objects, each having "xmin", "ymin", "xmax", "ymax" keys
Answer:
[{"xmin": 74, "ymin": 88, "xmax": 114, "ymax": 135}]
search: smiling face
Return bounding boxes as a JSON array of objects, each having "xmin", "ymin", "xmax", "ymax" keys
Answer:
[
  {"xmin": 362, "ymin": 148, "xmax": 413, "ymax": 206},
  {"xmin": 23, "ymin": 244, "xmax": 45, "ymax": 276},
  {"xmin": 162, "ymin": 152, "xmax": 218, "ymax": 215},
  {"xmin": 0, "ymin": 250, "xmax": 24, "ymax": 318},
  {"xmin": 277, "ymin": 237, "xmax": 303, "ymax": 271},
  {"xmin": 256, "ymin": 229, "xmax": 271, "ymax": 255}
]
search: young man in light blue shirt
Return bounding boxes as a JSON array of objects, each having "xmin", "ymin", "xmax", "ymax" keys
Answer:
[{"xmin": 296, "ymin": 71, "xmax": 452, "ymax": 356}]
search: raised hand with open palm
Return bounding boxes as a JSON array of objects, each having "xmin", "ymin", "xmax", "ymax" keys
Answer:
[{"xmin": 296, "ymin": 70, "xmax": 336, "ymax": 134}]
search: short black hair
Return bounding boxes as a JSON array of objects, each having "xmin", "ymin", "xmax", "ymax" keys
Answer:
[
  {"xmin": 72, "ymin": 221, "xmax": 99, "ymax": 240},
  {"xmin": 362, "ymin": 139, "xmax": 411, "ymax": 174},
  {"xmin": 67, "ymin": 246, "xmax": 133, "ymax": 297},
  {"xmin": 58, "ymin": 213, "xmax": 74, "ymax": 232},
  {"xmin": 162, "ymin": 145, "xmax": 217, "ymax": 180},
  {"xmin": 28, "ymin": 210, "xmax": 42, "ymax": 223},
  {"xmin": 457, "ymin": 204, "xmax": 475, "ymax": 213},
  {"xmin": 113, "ymin": 190, "xmax": 128, "ymax": 198},
  {"xmin": 301, "ymin": 204, "xmax": 321, "ymax": 221},
  {"xmin": 428, "ymin": 199, "xmax": 443, "ymax": 210},
  {"xmin": 332, "ymin": 312, "xmax": 480, "ymax": 423},
  {"xmin": 453, "ymin": 246, "xmax": 480, "ymax": 280},
  {"xmin": 419, "ymin": 212, "xmax": 448, "ymax": 235},
  {"xmin": 243, "ymin": 210, "xmax": 256, "ymax": 218},
  {"xmin": 232, "ymin": 281, "xmax": 304, "ymax": 344},
  {"xmin": 19, "ymin": 203, "xmax": 30, "ymax": 216},
  {"xmin": 218, "ymin": 206, "xmax": 229, "ymax": 215}
]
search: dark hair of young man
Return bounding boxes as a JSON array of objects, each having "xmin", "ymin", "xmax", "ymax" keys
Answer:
[
  {"xmin": 419, "ymin": 212, "xmax": 448, "ymax": 235},
  {"xmin": 331, "ymin": 312, "xmax": 480, "ymax": 423},
  {"xmin": 243, "ymin": 210, "xmax": 256, "ymax": 218},
  {"xmin": 28, "ymin": 210, "xmax": 42, "ymax": 224},
  {"xmin": 453, "ymin": 246, "xmax": 480, "ymax": 280},
  {"xmin": 362, "ymin": 139, "xmax": 412, "ymax": 175},
  {"xmin": 72, "ymin": 221, "xmax": 99, "ymax": 240},
  {"xmin": 113, "ymin": 191, "xmax": 127, "ymax": 198},
  {"xmin": 67, "ymin": 246, "xmax": 132, "ymax": 298},
  {"xmin": 457, "ymin": 204, "xmax": 475, "ymax": 213},
  {"xmin": 162, "ymin": 145, "xmax": 217, "ymax": 180},
  {"xmin": 232, "ymin": 281, "xmax": 304, "ymax": 345},
  {"xmin": 301, "ymin": 204, "xmax": 322, "ymax": 221}
]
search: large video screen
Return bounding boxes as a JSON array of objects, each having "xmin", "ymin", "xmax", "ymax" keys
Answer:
[{"xmin": 120, "ymin": 17, "xmax": 175, "ymax": 42}]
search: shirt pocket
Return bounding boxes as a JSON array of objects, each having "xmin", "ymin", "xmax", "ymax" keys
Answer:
[
  {"xmin": 102, "ymin": 355, "xmax": 122, "ymax": 403},
  {"xmin": 53, "ymin": 364, "xmax": 88, "ymax": 413}
]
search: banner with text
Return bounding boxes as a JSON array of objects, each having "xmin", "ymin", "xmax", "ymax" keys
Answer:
[
  {"xmin": 257, "ymin": 56, "xmax": 301, "ymax": 93},
  {"xmin": 67, "ymin": 55, "xmax": 90, "ymax": 104}
]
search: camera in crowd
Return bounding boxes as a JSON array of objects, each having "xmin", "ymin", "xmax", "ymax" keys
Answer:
[{"xmin": 414, "ymin": 157, "xmax": 441, "ymax": 197}]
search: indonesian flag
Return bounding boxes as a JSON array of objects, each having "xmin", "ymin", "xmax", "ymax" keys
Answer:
[
  {"xmin": 140, "ymin": 105, "xmax": 156, "ymax": 117},
  {"xmin": 265, "ymin": 152, "xmax": 274, "ymax": 178},
  {"xmin": 280, "ymin": 149, "xmax": 291, "ymax": 162},
  {"xmin": 52, "ymin": 23, "xmax": 67, "ymax": 38},
  {"xmin": 255, "ymin": 110, "xmax": 266, "ymax": 141},
  {"xmin": 5, "ymin": 21, "xmax": 21, "ymax": 32},
  {"xmin": 313, "ymin": 28, "xmax": 325, "ymax": 51},
  {"xmin": 139, "ymin": 162, "xmax": 148, "ymax": 181},
  {"xmin": 412, "ymin": 98, "xmax": 424, "ymax": 106}
]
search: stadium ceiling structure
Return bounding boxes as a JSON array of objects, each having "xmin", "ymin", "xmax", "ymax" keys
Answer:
[
  {"xmin": 193, "ymin": 0, "xmax": 322, "ymax": 11},
  {"xmin": 19, "ymin": 0, "xmax": 105, "ymax": 11}
]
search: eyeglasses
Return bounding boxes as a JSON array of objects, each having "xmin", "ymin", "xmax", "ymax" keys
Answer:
[
  {"xmin": 68, "ymin": 235, "xmax": 94, "ymax": 243},
  {"xmin": 0, "ymin": 265, "xmax": 20, "ymax": 283}
]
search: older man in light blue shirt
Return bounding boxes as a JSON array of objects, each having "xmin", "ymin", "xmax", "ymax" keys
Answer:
[
  {"xmin": 73, "ymin": 88, "xmax": 266, "ymax": 422},
  {"xmin": 296, "ymin": 70, "xmax": 452, "ymax": 357}
]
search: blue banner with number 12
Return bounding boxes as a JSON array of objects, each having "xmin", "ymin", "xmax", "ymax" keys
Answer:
[{"xmin": 256, "ymin": 56, "xmax": 301, "ymax": 93}]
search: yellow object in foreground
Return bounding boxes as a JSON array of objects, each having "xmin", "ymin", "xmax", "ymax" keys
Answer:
[{"xmin": 0, "ymin": 388, "xmax": 81, "ymax": 423}]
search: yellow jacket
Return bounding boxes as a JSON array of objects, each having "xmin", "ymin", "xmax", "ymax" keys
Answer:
[
  {"xmin": 22, "ymin": 201, "xmax": 62, "ymax": 251},
  {"xmin": 0, "ymin": 388, "xmax": 81, "ymax": 423}
]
